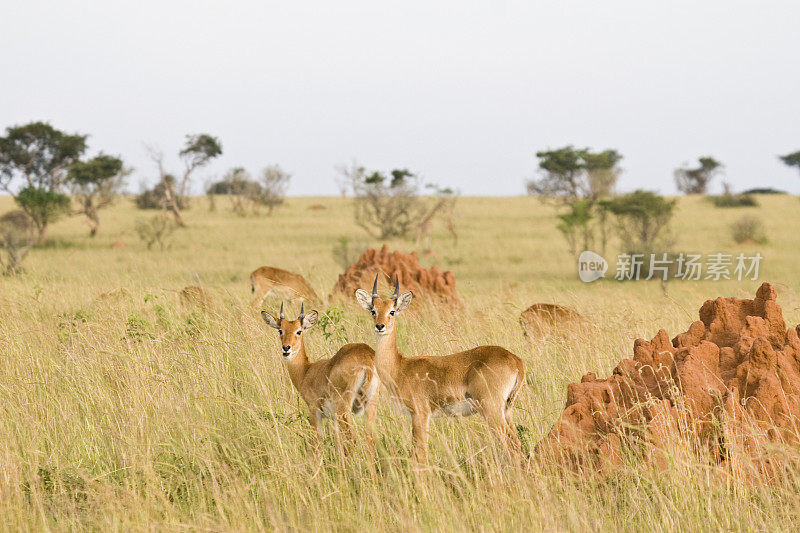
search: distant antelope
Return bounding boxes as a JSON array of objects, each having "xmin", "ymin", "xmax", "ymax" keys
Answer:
[
  {"xmin": 355, "ymin": 277, "xmax": 525, "ymax": 464},
  {"xmin": 261, "ymin": 303, "xmax": 380, "ymax": 457},
  {"xmin": 250, "ymin": 266, "xmax": 320, "ymax": 310}
]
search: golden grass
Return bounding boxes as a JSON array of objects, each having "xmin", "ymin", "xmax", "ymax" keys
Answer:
[{"xmin": 1, "ymin": 193, "xmax": 799, "ymax": 531}]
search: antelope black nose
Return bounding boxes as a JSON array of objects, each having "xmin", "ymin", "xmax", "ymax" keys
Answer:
[
  {"xmin": 282, "ymin": 345, "xmax": 291, "ymax": 352},
  {"xmin": 375, "ymin": 324, "xmax": 385, "ymax": 331}
]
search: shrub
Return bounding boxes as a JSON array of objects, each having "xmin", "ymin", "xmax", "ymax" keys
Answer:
[
  {"xmin": 256, "ymin": 165, "xmax": 291, "ymax": 215},
  {"xmin": 709, "ymin": 193, "xmax": 758, "ymax": 208},
  {"xmin": 332, "ymin": 236, "xmax": 369, "ymax": 270},
  {"xmin": 135, "ymin": 214, "xmax": 176, "ymax": 250},
  {"xmin": 14, "ymin": 187, "xmax": 71, "ymax": 243},
  {"xmin": 601, "ymin": 191, "xmax": 677, "ymax": 278},
  {"xmin": 742, "ymin": 187, "xmax": 786, "ymax": 195},
  {"xmin": 0, "ymin": 210, "xmax": 35, "ymax": 274},
  {"xmin": 341, "ymin": 165, "xmax": 426, "ymax": 239},
  {"xmin": 731, "ymin": 215, "xmax": 767, "ymax": 244},
  {"xmin": 136, "ymin": 176, "xmax": 189, "ymax": 211}
]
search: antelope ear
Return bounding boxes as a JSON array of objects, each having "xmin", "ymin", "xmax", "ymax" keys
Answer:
[
  {"xmin": 302, "ymin": 310, "xmax": 318, "ymax": 330},
  {"xmin": 354, "ymin": 289, "xmax": 373, "ymax": 311},
  {"xmin": 395, "ymin": 291, "xmax": 413, "ymax": 313},
  {"xmin": 261, "ymin": 311, "xmax": 280, "ymax": 329}
]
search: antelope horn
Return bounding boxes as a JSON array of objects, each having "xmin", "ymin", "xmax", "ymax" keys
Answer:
[
  {"xmin": 298, "ymin": 302, "xmax": 305, "ymax": 322},
  {"xmin": 279, "ymin": 302, "xmax": 285, "ymax": 321},
  {"xmin": 372, "ymin": 274, "xmax": 379, "ymax": 300},
  {"xmin": 391, "ymin": 276, "xmax": 400, "ymax": 301}
]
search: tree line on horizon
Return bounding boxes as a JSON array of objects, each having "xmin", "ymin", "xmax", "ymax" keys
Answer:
[{"xmin": 1, "ymin": 120, "xmax": 799, "ymax": 275}]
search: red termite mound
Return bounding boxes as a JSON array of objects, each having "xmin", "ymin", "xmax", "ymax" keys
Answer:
[
  {"xmin": 333, "ymin": 245, "xmax": 459, "ymax": 303},
  {"xmin": 538, "ymin": 282, "xmax": 800, "ymax": 468}
]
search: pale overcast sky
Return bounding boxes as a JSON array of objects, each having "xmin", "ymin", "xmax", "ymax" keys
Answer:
[{"xmin": 2, "ymin": 1, "xmax": 799, "ymax": 196}]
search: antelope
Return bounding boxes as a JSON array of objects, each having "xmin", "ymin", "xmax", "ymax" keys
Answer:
[
  {"xmin": 261, "ymin": 303, "xmax": 380, "ymax": 457},
  {"xmin": 355, "ymin": 276, "xmax": 526, "ymax": 465},
  {"xmin": 250, "ymin": 266, "xmax": 320, "ymax": 310}
]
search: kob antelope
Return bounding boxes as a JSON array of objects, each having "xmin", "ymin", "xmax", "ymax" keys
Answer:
[
  {"xmin": 355, "ymin": 277, "xmax": 526, "ymax": 464},
  {"xmin": 261, "ymin": 303, "xmax": 380, "ymax": 456},
  {"xmin": 250, "ymin": 266, "xmax": 320, "ymax": 310}
]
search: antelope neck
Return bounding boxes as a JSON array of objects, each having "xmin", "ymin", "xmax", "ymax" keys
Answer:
[
  {"xmin": 284, "ymin": 342, "xmax": 310, "ymax": 388},
  {"xmin": 374, "ymin": 327, "xmax": 401, "ymax": 381}
]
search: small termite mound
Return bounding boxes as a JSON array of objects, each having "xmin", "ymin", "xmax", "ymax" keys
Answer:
[
  {"xmin": 332, "ymin": 244, "xmax": 459, "ymax": 304},
  {"xmin": 519, "ymin": 303, "xmax": 585, "ymax": 339}
]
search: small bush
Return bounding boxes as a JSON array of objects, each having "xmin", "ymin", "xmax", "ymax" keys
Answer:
[
  {"xmin": 0, "ymin": 210, "xmax": 35, "ymax": 274},
  {"xmin": 135, "ymin": 214, "xmax": 176, "ymax": 250},
  {"xmin": 731, "ymin": 215, "xmax": 767, "ymax": 244},
  {"xmin": 742, "ymin": 187, "xmax": 786, "ymax": 195},
  {"xmin": 346, "ymin": 166, "xmax": 426, "ymax": 239},
  {"xmin": 332, "ymin": 236, "xmax": 369, "ymax": 270},
  {"xmin": 709, "ymin": 193, "xmax": 758, "ymax": 208},
  {"xmin": 135, "ymin": 176, "xmax": 189, "ymax": 210}
]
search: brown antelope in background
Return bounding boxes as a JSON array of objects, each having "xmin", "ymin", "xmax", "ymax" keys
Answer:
[
  {"xmin": 355, "ymin": 277, "xmax": 526, "ymax": 465},
  {"xmin": 250, "ymin": 266, "xmax": 320, "ymax": 310},
  {"xmin": 261, "ymin": 303, "xmax": 380, "ymax": 457}
]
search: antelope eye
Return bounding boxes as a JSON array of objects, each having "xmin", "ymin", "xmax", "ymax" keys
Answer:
[
  {"xmin": 370, "ymin": 309, "xmax": 376, "ymax": 316},
  {"xmin": 296, "ymin": 330, "xmax": 301, "ymax": 336},
  {"xmin": 389, "ymin": 310, "xmax": 395, "ymax": 316},
  {"xmin": 278, "ymin": 329, "xmax": 283, "ymax": 335}
]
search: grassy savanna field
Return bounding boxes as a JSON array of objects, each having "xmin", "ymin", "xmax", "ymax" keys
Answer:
[{"xmin": 1, "ymin": 193, "xmax": 800, "ymax": 531}]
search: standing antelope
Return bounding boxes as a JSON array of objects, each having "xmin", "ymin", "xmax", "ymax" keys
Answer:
[
  {"xmin": 261, "ymin": 303, "xmax": 380, "ymax": 457},
  {"xmin": 250, "ymin": 266, "xmax": 320, "ymax": 310},
  {"xmin": 355, "ymin": 277, "xmax": 526, "ymax": 464}
]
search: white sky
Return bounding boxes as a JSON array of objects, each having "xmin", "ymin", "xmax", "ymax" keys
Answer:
[{"xmin": 2, "ymin": 1, "xmax": 799, "ymax": 196}]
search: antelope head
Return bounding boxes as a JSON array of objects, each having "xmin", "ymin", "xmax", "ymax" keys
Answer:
[
  {"xmin": 262, "ymin": 302, "xmax": 318, "ymax": 359},
  {"xmin": 355, "ymin": 275, "xmax": 413, "ymax": 336}
]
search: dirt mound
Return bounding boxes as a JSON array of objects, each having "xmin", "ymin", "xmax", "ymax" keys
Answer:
[
  {"xmin": 520, "ymin": 303, "xmax": 584, "ymax": 338},
  {"xmin": 538, "ymin": 283, "xmax": 800, "ymax": 469},
  {"xmin": 333, "ymin": 245, "xmax": 459, "ymax": 303}
]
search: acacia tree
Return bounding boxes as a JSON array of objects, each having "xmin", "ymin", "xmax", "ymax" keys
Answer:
[
  {"xmin": 674, "ymin": 156, "xmax": 723, "ymax": 194},
  {"xmin": 68, "ymin": 154, "xmax": 128, "ymax": 236},
  {"xmin": 779, "ymin": 150, "xmax": 800, "ymax": 176},
  {"xmin": 0, "ymin": 122, "xmax": 87, "ymax": 242},
  {"xmin": 526, "ymin": 146, "xmax": 622, "ymax": 203},
  {"xmin": 527, "ymin": 146, "xmax": 622, "ymax": 255},
  {"xmin": 147, "ymin": 134, "xmax": 222, "ymax": 226}
]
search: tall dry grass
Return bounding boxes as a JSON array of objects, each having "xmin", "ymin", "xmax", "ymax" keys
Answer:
[{"xmin": 0, "ymin": 194, "xmax": 799, "ymax": 530}]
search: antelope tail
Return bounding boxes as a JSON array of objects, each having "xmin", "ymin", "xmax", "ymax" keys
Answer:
[{"xmin": 351, "ymin": 367, "xmax": 376, "ymax": 415}]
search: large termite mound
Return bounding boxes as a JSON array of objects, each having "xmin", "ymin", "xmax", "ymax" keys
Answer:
[
  {"xmin": 520, "ymin": 303, "xmax": 586, "ymax": 339},
  {"xmin": 538, "ymin": 283, "xmax": 800, "ymax": 469},
  {"xmin": 333, "ymin": 245, "xmax": 459, "ymax": 303}
]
